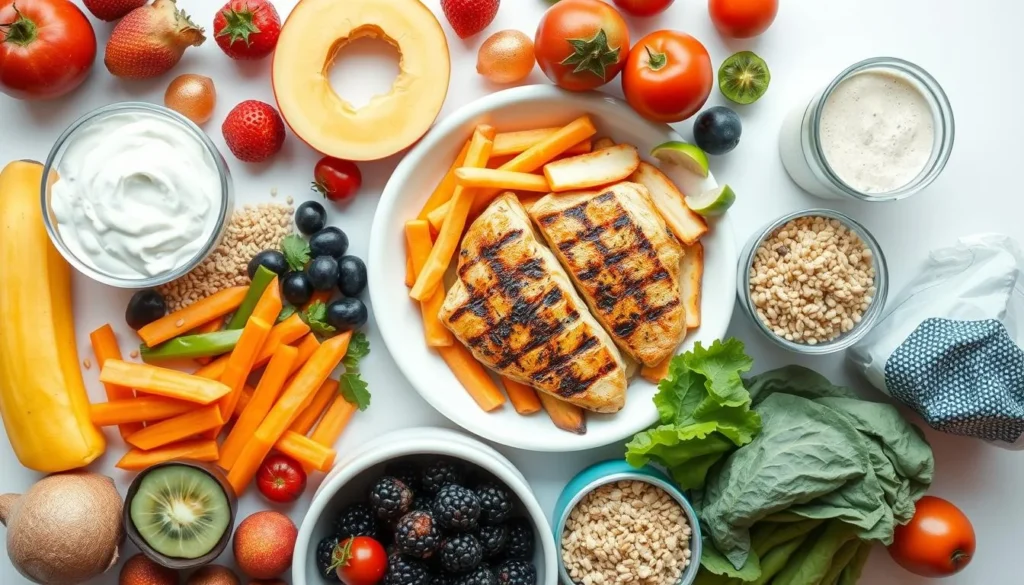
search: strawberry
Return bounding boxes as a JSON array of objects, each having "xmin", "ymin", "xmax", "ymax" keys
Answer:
[
  {"xmin": 213, "ymin": 0, "xmax": 281, "ymax": 61},
  {"xmin": 222, "ymin": 100, "xmax": 286, "ymax": 163},
  {"xmin": 83, "ymin": 0, "xmax": 146, "ymax": 22},
  {"xmin": 440, "ymin": 0, "xmax": 500, "ymax": 39},
  {"xmin": 104, "ymin": 0, "xmax": 206, "ymax": 79}
]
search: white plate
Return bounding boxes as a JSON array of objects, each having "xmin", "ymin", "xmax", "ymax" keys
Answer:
[{"xmin": 368, "ymin": 85, "xmax": 737, "ymax": 451}]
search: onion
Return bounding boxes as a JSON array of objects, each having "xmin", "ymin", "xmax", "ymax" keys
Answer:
[{"xmin": 165, "ymin": 74, "xmax": 217, "ymax": 125}]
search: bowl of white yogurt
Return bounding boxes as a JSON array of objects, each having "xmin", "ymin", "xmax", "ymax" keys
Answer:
[
  {"xmin": 42, "ymin": 102, "xmax": 234, "ymax": 288},
  {"xmin": 779, "ymin": 57, "xmax": 954, "ymax": 201}
]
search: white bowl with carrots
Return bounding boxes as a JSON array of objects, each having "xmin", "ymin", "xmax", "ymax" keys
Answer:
[{"xmin": 368, "ymin": 84, "xmax": 738, "ymax": 451}]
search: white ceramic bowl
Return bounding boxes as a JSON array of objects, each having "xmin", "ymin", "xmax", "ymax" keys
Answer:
[
  {"xmin": 293, "ymin": 427, "xmax": 557, "ymax": 585},
  {"xmin": 368, "ymin": 85, "xmax": 737, "ymax": 452}
]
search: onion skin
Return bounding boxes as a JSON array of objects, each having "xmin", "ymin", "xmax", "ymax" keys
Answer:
[{"xmin": 477, "ymin": 30, "xmax": 536, "ymax": 84}]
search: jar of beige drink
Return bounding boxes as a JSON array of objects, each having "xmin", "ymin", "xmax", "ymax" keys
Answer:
[{"xmin": 779, "ymin": 57, "xmax": 954, "ymax": 201}]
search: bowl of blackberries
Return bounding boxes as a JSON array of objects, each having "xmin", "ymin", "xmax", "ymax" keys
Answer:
[{"xmin": 294, "ymin": 427, "xmax": 556, "ymax": 585}]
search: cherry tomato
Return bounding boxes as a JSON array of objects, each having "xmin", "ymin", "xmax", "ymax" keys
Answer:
[
  {"xmin": 331, "ymin": 537, "xmax": 387, "ymax": 585},
  {"xmin": 622, "ymin": 31, "xmax": 712, "ymax": 123},
  {"xmin": 889, "ymin": 496, "xmax": 975, "ymax": 577},
  {"xmin": 0, "ymin": 0, "xmax": 96, "ymax": 99},
  {"xmin": 313, "ymin": 156, "xmax": 362, "ymax": 203},
  {"xmin": 708, "ymin": 0, "xmax": 779, "ymax": 39},
  {"xmin": 612, "ymin": 0, "xmax": 675, "ymax": 17},
  {"xmin": 534, "ymin": 0, "xmax": 630, "ymax": 92},
  {"xmin": 255, "ymin": 453, "xmax": 307, "ymax": 503}
]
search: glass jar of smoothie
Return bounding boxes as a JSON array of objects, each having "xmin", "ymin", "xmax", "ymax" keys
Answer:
[{"xmin": 779, "ymin": 57, "xmax": 954, "ymax": 201}]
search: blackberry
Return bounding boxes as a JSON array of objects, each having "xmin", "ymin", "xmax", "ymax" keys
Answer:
[
  {"xmin": 476, "ymin": 524, "xmax": 508, "ymax": 558},
  {"xmin": 433, "ymin": 484, "xmax": 481, "ymax": 532},
  {"xmin": 413, "ymin": 494, "xmax": 435, "ymax": 513},
  {"xmin": 495, "ymin": 560, "xmax": 536, "ymax": 585},
  {"xmin": 384, "ymin": 552, "xmax": 431, "ymax": 585},
  {"xmin": 386, "ymin": 460, "xmax": 422, "ymax": 493},
  {"xmin": 440, "ymin": 534, "xmax": 483, "ymax": 573},
  {"xmin": 454, "ymin": 565, "xmax": 498, "ymax": 585},
  {"xmin": 334, "ymin": 503, "xmax": 380, "ymax": 540},
  {"xmin": 503, "ymin": 519, "xmax": 534, "ymax": 560},
  {"xmin": 430, "ymin": 573, "xmax": 454, "ymax": 585},
  {"xmin": 421, "ymin": 459, "xmax": 465, "ymax": 494},
  {"xmin": 396, "ymin": 511, "xmax": 443, "ymax": 559},
  {"xmin": 316, "ymin": 535, "xmax": 341, "ymax": 579},
  {"xmin": 475, "ymin": 483, "xmax": 514, "ymax": 525},
  {"xmin": 369, "ymin": 476, "xmax": 414, "ymax": 521}
]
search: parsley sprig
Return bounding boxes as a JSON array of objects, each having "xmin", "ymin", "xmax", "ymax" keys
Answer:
[{"xmin": 339, "ymin": 332, "xmax": 371, "ymax": 410}]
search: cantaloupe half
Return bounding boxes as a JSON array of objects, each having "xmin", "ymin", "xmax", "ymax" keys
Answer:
[{"xmin": 272, "ymin": 0, "xmax": 451, "ymax": 161}]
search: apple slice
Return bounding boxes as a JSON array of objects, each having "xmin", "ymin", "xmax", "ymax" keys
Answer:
[
  {"xmin": 629, "ymin": 162, "xmax": 708, "ymax": 245},
  {"xmin": 543, "ymin": 144, "xmax": 640, "ymax": 192}
]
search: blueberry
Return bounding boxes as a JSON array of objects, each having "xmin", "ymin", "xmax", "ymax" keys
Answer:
[
  {"xmin": 282, "ymin": 272, "xmax": 314, "ymax": 306},
  {"xmin": 337, "ymin": 255, "xmax": 368, "ymax": 297},
  {"xmin": 309, "ymin": 226, "xmax": 349, "ymax": 259},
  {"xmin": 692, "ymin": 106, "xmax": 742, "ymax": 155},
  {"xmin": 295, "ymin": 201, "xmax": 328, "ymax": 235},
  {"xmin": 125, "ymin": 290, "xmax": 167, "ymax": 330},
  {"xmin": 307, "ymin": 256, "xmax": 340, "ymax": 291},
  {"xmin": 247, "ymin": 249, "xmax": 288, "ymax": 279},
  {"xmin": 327, "ymin": 297, "xmax": 368, "ymax": 331}
]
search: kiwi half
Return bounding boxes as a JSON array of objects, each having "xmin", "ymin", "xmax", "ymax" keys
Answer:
[
  {"xmin": 719, "ymin": 51, "xmax": 771, "ymax": 105},
  {"xmin": 129, "ymin": 464, "xmax": 232, "ymax": 560}
]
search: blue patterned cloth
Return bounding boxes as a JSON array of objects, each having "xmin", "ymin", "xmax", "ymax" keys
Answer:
[{"xmin": 885, "ymin": 318, "xmax": 1024, "ymax": 443}]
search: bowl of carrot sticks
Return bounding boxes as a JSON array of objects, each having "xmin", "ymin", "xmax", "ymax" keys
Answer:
[{"xmin": 367, "ymin": 84, "xmax": 738, "ymax": 451}]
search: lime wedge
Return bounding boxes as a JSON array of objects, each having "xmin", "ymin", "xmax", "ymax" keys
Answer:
[
  {"xmin": 651, "ymin": 141, "xmax": 709, "ymax": 178},
  {"xmin": 685, "ymin": 184, "xmax": 735, "ymax": 217}
]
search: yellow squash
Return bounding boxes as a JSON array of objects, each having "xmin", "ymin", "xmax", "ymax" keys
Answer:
[{"xmin": 0, "ymin": 160, "xmax": 105, "ymax": 472}]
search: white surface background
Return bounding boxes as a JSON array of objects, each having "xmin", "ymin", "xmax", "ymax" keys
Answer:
[{"xmin": 0, "ymin": 0, "xmax": 1019, "ymax": 583}]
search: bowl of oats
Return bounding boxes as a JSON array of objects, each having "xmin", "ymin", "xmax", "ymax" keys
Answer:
[
  {"xmin": 736, "ymin": 208, "xmax": 890, "ymax": 354},
  {"xmin": 554, "ymin": 460, "xmax": 700, "ymax": 585}
]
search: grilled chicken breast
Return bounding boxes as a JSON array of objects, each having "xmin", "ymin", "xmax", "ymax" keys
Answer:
[
  {"xmin": 529, "ymin": 182, "xmax": 686, "ymax": 367},
  {"xmin": 439, "ymin": 193, "xmax": 628, "ymax": 413}
]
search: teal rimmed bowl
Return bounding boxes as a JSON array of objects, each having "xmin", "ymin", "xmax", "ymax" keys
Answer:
[{"xmin": 553, "ymin": 460, "xmax": 702, "ymax": 585}]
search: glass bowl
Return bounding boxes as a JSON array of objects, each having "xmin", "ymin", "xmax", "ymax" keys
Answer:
[
  {"xmin": 735, "ymin": 209, "xmax": 889, "ymax": 354},
  {"xmin": 41, "ymin": 102, "xmax": 233, "ymax": 289}
]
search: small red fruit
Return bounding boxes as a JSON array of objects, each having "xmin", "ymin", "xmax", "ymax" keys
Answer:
[
  {"xmin": 103, "ymin": 0, "xmax": 205, "ymax": 79},
  {"xmin": 612, "ymin": 0, "xmax": 675, "ymax": 17},
  {"xmin": 313, "ymin": 157, "xmax": 362, "ymax": 203},
  {"xmin": 331, "ymin": 537, "xmax": 388, "ymax": 585},
  {"xmin": 233, "ymin": 511, "xmax": 297, "ymax": 579},
  {"xmin": 440, "ymin": 0, "xmax": 499, "ymax": 39},
  {"xmin": 256, "ymin": 453, "xmax": 306, "ymax": 503},
  {"xmin": 119, "ymin": 553, "xmax": 177, "ymax": 585},
  {"xmin": 222, "ymin": 100, "xmax": 286, "ymax": 163},
  {"xmin": 889, "ymin": 496, "xmax": 976, "ymax": 577},
  {"xmin": 213, "ymin": 0, "xmax": 281, "ymax": 61},
  {"xmin": 83, "ymin": 0, "xmax": 146, "ymax": 21}
]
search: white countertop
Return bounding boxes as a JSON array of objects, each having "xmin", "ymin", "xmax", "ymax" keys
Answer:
[{"xmin": 0, "ymin": 1, "xmax": 1019, "ymax": 583}]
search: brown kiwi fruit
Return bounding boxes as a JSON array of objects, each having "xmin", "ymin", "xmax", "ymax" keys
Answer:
[
  {"xmin": 185, "ymin": 565, "xmax": 240, "ymax": 585},
  {"xmin": 719, "ymin": 51, "xmax": 771, "ymax": 104}
]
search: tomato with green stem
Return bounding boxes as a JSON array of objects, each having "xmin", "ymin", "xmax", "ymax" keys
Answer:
[
  {"xmin": 889, "ymin": 496, "xmax": 975, "ymax": 577},
  {"xmin": 313, "ymin": 156, "xmax": 362, "ymax": 203},
  {"xmin": 0, "ymin": 0, "xmax": 96, "ymax": 100},
  {"xmin": 622, "ymin": 31, "xmax": 712, "ymax": 123},
  {"xmin": 330, "ymin": 537, "xmax": 387, "ymax": 585},
  {"xmin": 534, "ymin": 0, "xmax": 630, "ymax": 92},
  {"xmin": 256, "ymin": 453, "xmax": 306, "ymax": 503}
]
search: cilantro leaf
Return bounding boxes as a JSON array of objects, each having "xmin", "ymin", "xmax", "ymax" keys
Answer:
[
  {"xmin": 281, "ymin": 234, "xmax": 310, "ymax": 271},
  {"xmin": 338, "ymin": 332, "xmax": 371, "ymax": 410},
  {"xmin": 277, "ymin": 305, "xmax": 297, "ymax": 323},
  {"xmin": 301, "ymin": 301, "xmax": 335, "ymax": 336},
  {"xmin": 342, "ymin": 332, "xmax": 370, "ymax": 371}
]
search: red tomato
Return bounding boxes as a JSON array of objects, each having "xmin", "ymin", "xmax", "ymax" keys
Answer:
[
  {"xmin": 331, "ymin": 537, "xmax": 387, "ymax": 585},
  {"xmin": 708, "ymin": 0, "xmax": 778, "ymax": 38},
  {"xmin": 313, "ymin": 156, "xmax": 362, "ymax": 203},
  {"xmin": 612, "ymin": 0, "xmax": 675, "ymax": 17},
  {"xmin": 534, "ymin": 0, "xmax": 630, "ymax": 92},
  {"xmin": 889, "ymin": 496, "xmax": 976, "ymax": 577},
  {"xmin": 0, "ymin": 0, "xmax": 96, "ymax": 99},
  {"xmin": 622, "ymin": 31, "xmax": 712, "ymax": 123},
  {"xmin": 256, "ymin": 454, "xmax": 307, "ymax": 503}
]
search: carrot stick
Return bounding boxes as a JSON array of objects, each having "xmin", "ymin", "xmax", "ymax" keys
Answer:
[
  {"xmin": 277, "ymin": 431, "xmax": 336, "ymax": 472},
  {"xmin": 418, "ymin": 139, "xmax": 472, "ymax": 219},
  {"xmin": 492, "ymin": 127, "xmax": 592, "ymax": 156},
  {"xmin": 426, "ymin": 203, "xmax": 448, "ymax": 233},
  {"xmin": 291, "ymin": 334, "xmax": 321, "ymax": 373},
  {"xmin": 125, "ymin": 405, "xmax": 225, "ymax": 450},
  {"xmin": 500, "ymin": 377, "xmax": 542, "ymax": 415},
  {"xmin": 289, "ymin": 379, "xmax": 339, "ymax": 436},
  {"xmin": 454, "ymin": 168, "xmax": 551, "ymax": 192},
  {"xmin": 303, "ymin": 290, "xmax": 333, "ymax": 311},
  {"xmin": 90, "ymin": 396, "xmax": 195, "ymax": 426},
  {"xmin": 410, "ymin": 125, "xmax": 496, "ymax": 301},
  {"xmin": 437, "ymin": 343, "xmax": 506, "ymax": 411},
  {"xmin": 192, "ymin": 313, "xmax": 310, "ymax": 381},
  {"xmin": 101, "ymin": 360, "xmax": 230, "ymax": 405},
  {"xmin": 193, "ymin": 317, "xmax": 224, "ymax": 335},
  {"xmin": 226, "ymin": 332, "xmax": 353, "ymax": 494},
  {"xmin": 234, "ymin": 385, "xmax": 256, "ymax": 416},
  {"xmin": 405, "ymin": 220, "xmax": 454, "ymax": 347},
  {"xmin": 305, "ymin": 395, "xmax": 357, "ymax": 472},
  {"xmin": 538, "ymin": 392, "xmax": 587, "ymax": 434},
  {"xmin": 116, "ymin": 439, "xmax": 220, "ymax": 471},
  {"xmin": 250, "ymin": 276, "xmax": 283, "ymax": 324},
  {"xmin": 138, "ymin": 286, "xmax": 248, "ymax": 347},
  {"xmin": 219, "ymin": 345, "xmax": 298, "ymax": 470},
  {"xmin": 216, "ymin": 316, "xmax": 273, "ymax": 425},
  {"xmin": 405, "ymin": 244, "xmax": 416, "ymax": 288},
  {"xmin": 89, "ymin": 324, "xmax": 141, "ymax": 439},
  {"xmin": 640, "ymin": 355, "xmax": 672, "ymax": 384}
]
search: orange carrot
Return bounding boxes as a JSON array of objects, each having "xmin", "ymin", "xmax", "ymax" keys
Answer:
[
  {"xmin": 138, "ymin": 286, "xmax": 248, "ymax": 347},
  {"xmin": 101, "ymin": 360, "xmax": 230, "ymax": 404},
  {"xmin": 125, "ymin": 405, "xmax": 225, "ymax": 450},
  {"xmin": 640, "ymin": 356, "xmax": 672, "ymax": 384},
  {"xmin": 90, "ymin": 396, "xmax": 195, "ymax": 426},
  {"xmin": 290, "ymin": 334, "xmax": 321, "ymax": 374},
  {"xmin": 193, "ymin": 317, "xmax": 224, "ymax": 335},
  {"xmin": 251, "ymin": 277, "xmax": 283, "ymax": 324},
  {"xmin": 234, "ymin": 385, "xmax": 256, "ymax": 416},
  {"xmin": 216, "ymin": 316, "xmax": 273, "ymax": 425},
  {"xmin": 89, "ymin": 324, "xmax": 141, "ymax": 439},
  {"xmin": 500, "ymin": 377, "xmax": 542, "ymax": 415},
  {"xmin": 492, "ymin": 127, "xmax": 592, "ymax": 156},
  {"xmin": 226, "ymin": 332, "xmax": 353, "ymax": 494},
  {"xmin": 405, "ymin": 220, "xmax": 454, "ymax": 347},
  {"xmin": 192, "ymin": 313, "xmax": 309, "ymax": 381},
  {"xmin": 303, "ymin": 290, "xmax": 333, "ymax": 311},
  {"xmin": 289, "ymin": 379, "xmax": 339, "ymax": 436},
  {"xmin": 405, "ymin": 243, "xmax": 416, "ymax": 288},
  {"xmin": 116, "ymin": 439, "xmax": 219, "ymax": 471},
  {"xmin": 538, "ymin": 392, "xmax": 587, "ymax": 434},
  {"xmin": 454, "ymin": 168, "xmax": 551, "ymax": 192},
  {"xmin": 277, "ymin": 431, "xmax": 336, "ymax": 472},
  {"xmin": 437, "ymin": 343, "xmax": 505, "ymax": 411},
  {"xmin": 418, "ymin": 139, "xmax": 472, "ymax": 219},
  {"xmin": 410, "ymin": 125, "xmax": 496, "ymax": 301},
  {"xmin": 219, "ymin": 345, "xmax": 298, "ymax": 470},
  {"xmin": 306, "ymin": 395, "xmax": 357, "ymax": 473}
]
